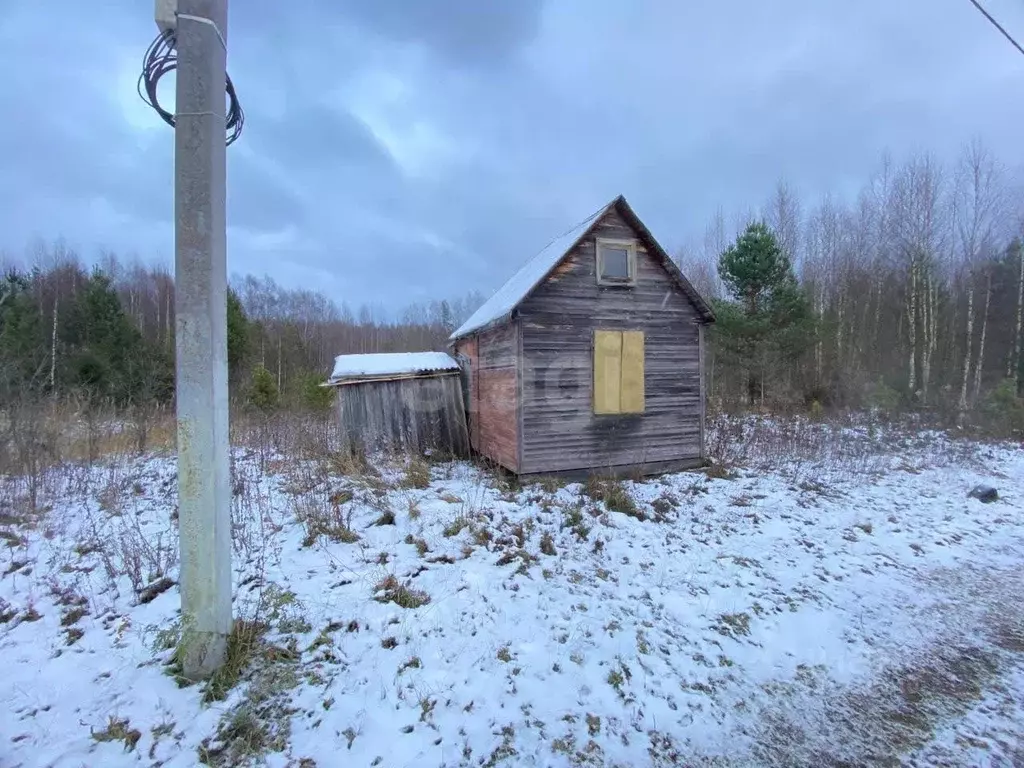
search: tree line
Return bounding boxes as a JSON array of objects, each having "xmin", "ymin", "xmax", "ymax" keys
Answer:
[
  {"xmin": 0, "ymin": 244, "xmax": 483, "ymax": 436},
  {"xmin": 680, "ymin": 142, "xmax": 1023, "ymax": 429},
  {"xmin": 2, "ymin": 141, "xmax": 1023, "ymax": 442}
]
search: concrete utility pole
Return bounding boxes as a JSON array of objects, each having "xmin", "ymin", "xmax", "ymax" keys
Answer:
[{"xmin": 172, "ymin": 0, "xmax": 232, "ymax": 679}]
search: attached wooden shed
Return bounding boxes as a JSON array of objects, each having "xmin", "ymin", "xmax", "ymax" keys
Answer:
[
  {"xmin": 449, "ymin": 195, "xmax": 715, "ymax": 478},
  {"xmin": 326, "ymin": 352, "xmax": 470, "ymax": 457}
]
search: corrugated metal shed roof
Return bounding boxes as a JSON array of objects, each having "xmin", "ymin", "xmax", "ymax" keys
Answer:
[
  {"xmin": 449, "ymin": 195, "xmax": 714, "ymax": 342},
  {"xmin": 328, "ymin": 351, "xmax": 460, "ymax": 384}
]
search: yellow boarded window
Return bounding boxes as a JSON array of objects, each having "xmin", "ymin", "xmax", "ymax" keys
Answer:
[{"xmin": 593, "ymin": 330, "xmax": 645, "ymax": 414}]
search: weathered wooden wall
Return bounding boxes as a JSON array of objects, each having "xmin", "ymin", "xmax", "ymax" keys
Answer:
[
  {"xmin": 517, "ymin": 207, "xmax": 703, "ymax": 475},
  {"xmin": 456, "ymin": 337, "xmax": 480, "ymax": 449},
  {"xmin": 455, "ymin": 323, "xmax": 519, "ymax": 472},
  {"xmin": 334, "ymin": 374, "xmax": 470, "ymax": 458}
]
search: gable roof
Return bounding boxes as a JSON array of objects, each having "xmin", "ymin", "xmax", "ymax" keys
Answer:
[{"xmin": 450, "ymin": 195, "xmax": 714, "ymax": 341}]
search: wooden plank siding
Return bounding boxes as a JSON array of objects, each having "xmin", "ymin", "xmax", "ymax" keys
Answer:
[
  {"xmin": 516, "ymin": 207, "xmax": 703, "ymax": 475},
  {"xmin": 334, "ymin": 374, "xmax": 470, "ymax": 457},
  {"xmin": 456, "ymin": 322, "xmax": 520, "ymax": 472},
  {"xmin": 456, "ymin": 337, "xmax": 480, "ymax": 449}
]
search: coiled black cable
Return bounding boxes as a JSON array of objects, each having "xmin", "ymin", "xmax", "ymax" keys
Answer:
[{"xmin": 138, "ymin": 29, "xmax": 244, "ymax": 146}]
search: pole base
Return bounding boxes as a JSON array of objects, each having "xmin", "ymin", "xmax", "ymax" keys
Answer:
[{"xmin": 177, "ymin": 627, "xmax": 229, "ymax": 681}]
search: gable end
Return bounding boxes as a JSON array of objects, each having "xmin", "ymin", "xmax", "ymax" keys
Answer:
[{"xmin": 450, "ymin": 195, "xmax": 714, "ymax": 343}]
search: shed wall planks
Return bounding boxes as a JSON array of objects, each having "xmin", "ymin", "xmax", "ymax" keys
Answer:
[
  {"xmin": 335, "ymin": 374, "xmax": 470, "ymax": 457},
  {"xmin": 456, "ymin": 322, "xmax": 520, "ymax": 472}
]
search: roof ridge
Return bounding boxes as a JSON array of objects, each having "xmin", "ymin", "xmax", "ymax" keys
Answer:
[
  {"xmin": 449, "ymin": 197, "xmax": 619, "ymax": 340},
  {"xmin": 533, "ymin": 200, "xmax": 611, "ymax": 258}
]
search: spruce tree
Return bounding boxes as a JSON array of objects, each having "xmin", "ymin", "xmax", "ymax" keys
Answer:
[
  {"xmin": 0, "ymin": 270, "xmax": 48, "ymax": 402},
  {"xmin": 715, "ymin": 222, "xmax": 813, "ymax": 405},
  {"xmin": 226, "ymin": 288, "xmax": 251, "ymax": 391}
]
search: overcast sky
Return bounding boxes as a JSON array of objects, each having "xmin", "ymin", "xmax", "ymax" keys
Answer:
[{"xmin": 2, "ymin": 1, "xmax": 1023, "ymax": 311}]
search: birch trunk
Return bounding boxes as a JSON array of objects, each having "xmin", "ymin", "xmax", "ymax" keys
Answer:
[
  {"xmin": 814, "ymin": 289, "xmax": 824, "ymax": 386},
  {"xmin": 973, "ymin": 270, "xmax": 991, "ymax": 401},
  {"xmin": 959, "ymin": 278, "xmax": 973, "ymax": 411},
  {"xmin": 921, "ymin": 269, "xmax": 932, "ymax": 402},
  {"xmin": 1015, "ymin": 242, "xmax": 1024, "ymax": 391},
  {"xmin": 928, "ymin": 273, "xmax": 937, "ymax": 400},
  {"xmin": 836, "ymin": 294, "xmax": 845, "ymax": 375},
  {"xmin": 907, "ymin": 257, "xmax": 918, "ymax": 395},
  {"xmin": 50, "ymin": 295, "xmax": 58, "ymax": 391},
  {"xmin": 872, "ymin": 270, "xmax": 882, "ymax": 374}
]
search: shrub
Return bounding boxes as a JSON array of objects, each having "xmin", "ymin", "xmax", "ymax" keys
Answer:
[
  {"xmin": 539, "ymin": 532, "xmax": 557, "ymax": 556},
  {"xmin": 295, "ymin": 496, "xmax": 359, "ymax": 547},
  {"xmin": 981, "ymin": 379, "xmax": 1024, "ymax": 436},
  {"xmin": 293, "ymin": 370, "xmax": 334, "ymax": 412},
  {"xmin": 247, "ymin": 366, "xmax": 279, "ymax": 412},
  {"xmin": 866, "ymin": 378, "xmax": 902, "ymax": 412}
]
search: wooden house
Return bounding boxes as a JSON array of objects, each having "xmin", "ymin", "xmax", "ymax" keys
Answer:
[
  {"xmin": 326, "ymin": 352, "xmax": 470, "ymax": 457},
  {"xmin": 449, "ymin": 195, "xmax": 715, "ymax": 478}
]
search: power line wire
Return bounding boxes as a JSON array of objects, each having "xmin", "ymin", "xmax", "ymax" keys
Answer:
[
  {"xmin": 138, "ymin": 29, "xmax": 244, "ymax": 146},
  {"xmin": 965, "ymin": 0, "xmax": 1024, "ymax": 58}
]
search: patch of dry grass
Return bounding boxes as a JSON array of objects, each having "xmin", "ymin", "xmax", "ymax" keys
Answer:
[
  {"xmin": 403, "ymin": 534, "xmax": 429, "ymax": 556},
  {"xmin": 583, "ymin": 476, "xmax": 643, "ymax": 520},
  {"xmin": 443, "ymin": 515, "xmax": 471, "ymax": 538},
  {"xmin": 400, "ymin": 458, "xmax": 431, "ymax": 490},
  {"xmin": 539, "ymin": 532, "xmax": 557, "ymax": 556},
  {"xmin": 373, "ymin": 575, "xmax": 430, "ymax": 609},
  {"xmin": 91, "ymin": 716, "xmax": 142, "ymax": 752},
  {"xmin": 294, "ymin": 495, "xmax": 359, "ymax": 547}
]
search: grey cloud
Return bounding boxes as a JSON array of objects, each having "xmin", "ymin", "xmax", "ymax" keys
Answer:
[
  {"xmin": 237, "ymin": 0, "xmax": 543, "ymax": 68},
  {"xmin": 2, "ymin": 0, "xmax": 1024, "ymax": 311},
  {"xmin": 330, "ymin": 0, "xmax": 544, "ymax": 67},
  {"xmin": 228, "ymin": 155, "xmax": 309, "ymax": 231},
  {"xmin": 249, "ymin": 101, "xmax": 398, "ymax": 176}
]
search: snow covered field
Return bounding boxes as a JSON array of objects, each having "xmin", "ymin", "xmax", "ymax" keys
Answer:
[{"xmin": 1, "ymin": 419, "xmax": 1022, "ymax": 767}]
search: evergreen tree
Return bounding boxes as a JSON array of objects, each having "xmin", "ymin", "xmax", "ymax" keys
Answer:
[
  {"xmin": 60, "ymin": 271, "xmax": 148, "ymax": 406},
  {"xmin": 293, "ymin": 370, "xmax": 334, "ymax": 412},
  {"xmin": 226, "ymin": 287, "xmax": 251, "ymax": 390},
  {"xmin": 0, "ymin": 270, "xmax": 48, "ymax": 401},
  {"xmin": 714, "ymin": 223, "xmax": 813, "ymax": 404},
  {"xmin": 247, "ymin": 365, "xmax": 279, "ymax": 412}
]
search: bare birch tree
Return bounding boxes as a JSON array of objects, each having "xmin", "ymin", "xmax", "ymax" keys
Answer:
[
  {"xmin": 892, "ymin": 155, "xmax": 946, "ymax": 401},
  {"xmin": 952, "ymin": 140, "xmax": 1004, "ymax": 408},
  {"xmin": 1014, "ymin": 237, "xmax": 1024, "ymax": 392}
]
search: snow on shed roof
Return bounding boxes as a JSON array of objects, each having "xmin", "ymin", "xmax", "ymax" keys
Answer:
[
  {"xmin": 328, "ymin": 351, "xmax": 460, "ymax": 384},
  {"xmin": 450, "ymin": 200, "xmax": 614, "ymax": 341}
]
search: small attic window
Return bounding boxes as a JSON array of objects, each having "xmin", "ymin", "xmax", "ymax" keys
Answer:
[{"xmin": 596, "ymin": 239, "xmax": 637, "ymax": 285}]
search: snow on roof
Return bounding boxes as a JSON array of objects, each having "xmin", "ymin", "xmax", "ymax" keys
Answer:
[
  {"xmin": 328, "ymin": 351, "xmax": 460, "ymax": 383},
  {"xmin": 450, "ymin": 199, "xmax": 615, "ymax": 341}
]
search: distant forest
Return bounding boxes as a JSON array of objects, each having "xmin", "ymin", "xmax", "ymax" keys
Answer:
[
  {"xmin": 1, "ymin": 143, "xmax": 1022, "ymax": 433},
  {"xmin": 0, "ymin": 246, "xmax": 483, "ymax": 411},
  {"xmin": 684, "ymin": 143, "xmax": 1022, "ymax": 424}
]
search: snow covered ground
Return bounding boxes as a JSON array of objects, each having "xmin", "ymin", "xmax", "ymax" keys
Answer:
[{"xmin": 1, "ymin": 419, "xmax": 1022, "ymax": 767}]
